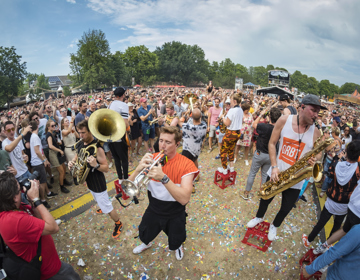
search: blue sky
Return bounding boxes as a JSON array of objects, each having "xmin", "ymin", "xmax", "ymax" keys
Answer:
[{"xmin": 1, "ymin": 0, "xmax": 359, "ymax": 87}]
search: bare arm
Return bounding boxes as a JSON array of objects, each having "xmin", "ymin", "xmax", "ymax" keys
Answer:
[
  {"xmin": 47, "ymin": 135, "xmax": 62, "ymax": 153},
  {"xmin": 38, "ymin": 102, "xmax": 45, "ymax": 118}
]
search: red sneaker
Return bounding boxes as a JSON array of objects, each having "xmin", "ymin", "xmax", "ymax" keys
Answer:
[{"xmin": 302, "ymin": 234, "xmax": 311, "ymax": 248}]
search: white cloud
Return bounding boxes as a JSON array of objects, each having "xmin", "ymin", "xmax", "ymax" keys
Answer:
[
  {"xmin": 67, "ymin": 38, "xmax": 79, "ymax": 49},
  {"xmin": 67, "ymin": 0, "xmax": 76, "ymax": 4},
  {"xmin": 86, "ymin": 0, "xmax": 360, "ymax": 85}
]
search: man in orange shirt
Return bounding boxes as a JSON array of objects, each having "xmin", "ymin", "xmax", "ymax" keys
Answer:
[{"xmin": 130, "ymin": 126, "xmax": 199, "ymax": 260}]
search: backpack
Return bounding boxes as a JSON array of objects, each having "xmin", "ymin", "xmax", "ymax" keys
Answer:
[{"xmin": 0, "ymin": 234, "xmax": 42, "ymax": 280}]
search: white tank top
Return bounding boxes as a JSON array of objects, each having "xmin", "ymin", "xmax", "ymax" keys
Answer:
[{"xmin": 277, "ymin": 115, "xmax": 315, "ymax": 190}]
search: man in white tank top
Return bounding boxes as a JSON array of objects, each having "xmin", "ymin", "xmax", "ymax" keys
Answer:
[{"xmin": 247, "ymin": 94, "xmax": 327, "ymax": 241}]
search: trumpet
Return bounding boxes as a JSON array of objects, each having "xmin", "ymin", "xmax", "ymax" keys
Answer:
[
  {"xmin": 121, "ymin": 151, "xmax": 167, "ymax": 204},
  {"xmin": 149, "ymin": 115, "xmax": 165, "ymax": 125}
]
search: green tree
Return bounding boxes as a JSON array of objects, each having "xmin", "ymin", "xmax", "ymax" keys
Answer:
[
  {"xmin": 69, "ymin": 29, "xmax": 115, "ymax": 92},
  {"xmin": 290, "ymin": 70, "xmax": 308, "ymax": 92},
  {"xmin": 339, "ymin": 82, "xmax": 360, "ymax": 95},
  {"xmin": 0, "ymin": 46, "xmax": 27, "ymax": 108},
  {"xmin": 318, "ymin": 79, "xmax": 332, "ymax": 97},
  {"xmin": 155, "ymin": 41, "xmax": 208, "ymax": 86},
  {"xmin": 122, "ymin": 45, "xmax": 159, "ymax": 86},
  {"xmin": 35, "ymin": 73, "xmax": 50, "ymax": 93},
  {"xmin": 252, "ymin": 66, "xmax": 268, "ymax": 87},
  {"xmin": 63, "ymin": 86, "xmax": 71, "ymax": 96},
  {"xmin": 109, "ymin": 51, "xmax": 131, "ymax": 86},
  {"xmin": 306, "ymin": 76, "xmax": 319, "ymax": 95}
]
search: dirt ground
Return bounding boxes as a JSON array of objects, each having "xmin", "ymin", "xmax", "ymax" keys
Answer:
[{"xmin": 50, "ymin": 146, "xmax": 322, "ymax": 280}]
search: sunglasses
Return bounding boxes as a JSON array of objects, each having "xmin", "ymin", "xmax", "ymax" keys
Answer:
[
  {"xmin": 51, "ymin": 124, "xmax": 58, "ymax": 128},
  {"xmin": 6, "ymin": 127, "xmax": 15, "ymax": 133},
  {"xmin": 32, "ymin": 117, "xmax": 39, "ymax": 121},
  {"xmin": 61, "ymin": 110, "xmax": 66, "ymax": 112}
]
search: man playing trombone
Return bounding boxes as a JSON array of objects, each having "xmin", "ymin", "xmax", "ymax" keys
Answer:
[{"xmin": 131, "ymin": 126, "xmax": 199, "ymax": 260}]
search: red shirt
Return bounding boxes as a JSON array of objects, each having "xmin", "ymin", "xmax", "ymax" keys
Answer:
[{"xmin": 0, "ymin": 206, "xmax": 61, "ymax": 280}]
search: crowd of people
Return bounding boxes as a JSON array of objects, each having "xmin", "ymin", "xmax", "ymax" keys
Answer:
[{"xmin": 0, "ymin": 82, "xmax": 360, "ymax": 279}]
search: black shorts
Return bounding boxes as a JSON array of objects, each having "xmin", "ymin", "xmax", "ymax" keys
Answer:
[
  {"xmin": 32, "ymin": 164, "xmax": 47, "ymax": 184},
  {"xmin": 343, "ymin": 208, "xmax": 360, "ymax": 233},
  {"xmin": 139, "ymin": 208, "xmax": 187, "ymax": 250},
  {"xmin": 181, "ymin": 150, "xmax": 198, "ymax": 162}
]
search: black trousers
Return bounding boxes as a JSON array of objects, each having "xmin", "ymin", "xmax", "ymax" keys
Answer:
[
  {"xmin": 343, "ymin": 208, "xmax": 360, "ymax": 233},
  {"xmin": 139, "ymin": 208, "xmax": 186, "ymax": 250},
  {"xmin": 308, "ymin": 205, "xmax": 346, "ymax": 242},
  {"xmin": 109, "ymin": 141, "xmax": 128, "ymax": 180},
  {"xmin": 256, "ymin": 187, "xmax": 300, "ymax": 227}
]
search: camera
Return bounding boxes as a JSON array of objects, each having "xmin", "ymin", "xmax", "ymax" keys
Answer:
[{"xmin": 18, "ymin": 171, "xmax": 40, "ymax": 190}]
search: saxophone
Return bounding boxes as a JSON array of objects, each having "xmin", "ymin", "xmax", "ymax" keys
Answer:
[
  {"xmin": 71, "ymin": 141, "xmax": 98, "ymax": 184},
  {"xmin": 258, "ymin": 136, "xmax": 334, "ymax": 200}
]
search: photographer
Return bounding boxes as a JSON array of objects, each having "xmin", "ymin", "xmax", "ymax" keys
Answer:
[{"xmin": 0, "ymin": 172, "xmax": 80, "ymax": 279}]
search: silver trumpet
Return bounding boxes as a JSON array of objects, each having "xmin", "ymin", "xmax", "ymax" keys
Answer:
[{"xmin": 121, "ymin": 151, "xmax": 166, "ymax": 202}]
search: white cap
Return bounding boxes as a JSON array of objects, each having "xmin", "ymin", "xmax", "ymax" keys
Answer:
[{"xmin": 225, "ymin": 98, "xmax": 231, "ymax": 104}]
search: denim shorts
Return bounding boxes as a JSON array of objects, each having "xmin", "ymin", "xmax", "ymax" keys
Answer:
[
  {"xmin": 142, "ymin": 127, "xmax": 155, "ymax": 141},
  {"xmin": 102, "ymin": 142, "xmax": 110, "ymax": 153}
]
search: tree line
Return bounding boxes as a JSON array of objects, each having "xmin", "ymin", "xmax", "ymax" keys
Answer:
[{"xmin": 1, "ymin": 29, "xmax": 359, "ymax": 107}]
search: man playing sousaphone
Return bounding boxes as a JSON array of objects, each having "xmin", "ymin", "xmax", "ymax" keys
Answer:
[
  {"xmin": 131, "ymin": 126, "xmax": 199, "ymax": 260},
  {"xmin": 68, "ymin": 120, "xmax": 123, "ymax": 238},
  {"xmin": 246, "ymin": 95, "xmax": 328, "ymax": 241}
]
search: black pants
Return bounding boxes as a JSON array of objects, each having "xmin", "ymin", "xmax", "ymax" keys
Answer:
[
  {"xmin": 139, "ymin": 208, "xmax": 186, "ymax": 250},
  {"xmin": 343, "ymin": 208, "xmax": 360, "ymax": 233},
  {"xmin": 256, "ymin": 187, "xmax": 300, "ymax": 227},
  {"xmin": 109, "ymin": 141, "xmax": 128, "ymax": 180},
  {"xmin": 308, "ymin": 205, "xmax": 346, "ymax": 242},
  {"xmin": 153, "ymin": 137, "xmax": 160, "ymax": 153}
]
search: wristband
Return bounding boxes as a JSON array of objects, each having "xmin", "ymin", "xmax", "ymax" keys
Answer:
[
  {"xmin": 32, "ymin": 197, "xmax": 40, "ymax": 203},
  {"xmin": 42, "ymin": 159, "xmax": 46, "ymax": 163},
  {"xmin": 21, "ymin": 133, "xmax": 24, "ymax": 138},
  {"xmin": 33, "ymin": 200, "xmax": 43, "ymax": 208},
  {"xmin": 271, "ymin": 166, "xmax": 278, "ymax": 169}
]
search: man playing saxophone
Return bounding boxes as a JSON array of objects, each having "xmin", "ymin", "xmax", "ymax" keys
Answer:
[
  {"xmin": 131, "ymin": 126, "xmax": 199, "ymax": 260},
  {"xmin": 68, "ymin": 120, "xmax": 123, "ymax": 238},
  {"xmin": 247, "ymin": 94, "xmax": 327, "ymax": 241}
]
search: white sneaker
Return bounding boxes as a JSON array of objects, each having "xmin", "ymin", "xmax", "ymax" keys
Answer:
[
  {"xmin": 118, "ymin": 179, "xmax": 123, "ymax": 185},
  {"xmin": 313, "ymin": 243, "xmax": 329, "ymax": 255},
  {"xmin": 133, "ymin": 243, "xmax": 152, "ymax": 254},
  {"xmin": 229, "ymin": 167, "xmax": 235, "ymax": 173},
  {"xmin": 55, "ymin": 219, "xmax": 62, "ymax": 226},
  {"xmin": 247, "ymin": 217, "xmax": 264, "ymax": 228},
  {"xmin": 217, "ymin": 167, "xmax": 228, "ymax": 175},
  {"xmin": 175, "ymin": 245, "xmax": 184, "ymax": 260},
  {"xmin": 109, "ymin": 162, "xmax": 113, "ymax": 168},
  {"xmin": 245, "ymin": 160, "xmax": 249, "ymax": 166},
  {"xmin": 268, "ymin": 224, "xmax": 277, "ymax": 241}
]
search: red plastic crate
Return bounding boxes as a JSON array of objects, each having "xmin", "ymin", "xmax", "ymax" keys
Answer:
[
  {"xmin": 299, "ymin": 249, "xmax": 323, "ymax": 280},
  {"xmin": 242, "ymin": 221, "xmax": 272, "ymax": 252},
  {"xmin": 214, "ymin": 170, "xmax": 236, "ymax": 189}
]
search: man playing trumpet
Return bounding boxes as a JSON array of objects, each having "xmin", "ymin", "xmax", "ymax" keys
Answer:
[{"xmin": 131, "ymin": 126, "xmax": 199, "ymax": 260}]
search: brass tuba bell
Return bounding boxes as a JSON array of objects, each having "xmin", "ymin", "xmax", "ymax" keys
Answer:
[{"xmin": 88, "ymin": 108, "xmax": 126, "ymax": 142}]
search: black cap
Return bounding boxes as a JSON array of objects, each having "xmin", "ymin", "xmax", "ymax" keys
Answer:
[
  {"xmin": 114, "ymin": 87, "xmax": 126, "ymax": 97},
  {"xmin": 301, "ymin": 94, "xmax": 328, "ymax": 110}
]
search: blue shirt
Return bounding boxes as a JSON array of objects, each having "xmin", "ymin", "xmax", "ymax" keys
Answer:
[
  {"xmin": 137, "ymin": 105, "xmax": 154, "ymax": 129},
  {"xmin": 74, "ymin": 112, "xmax": 86, "ymax": 126},
  {"xmin": 306, "ymin": 224, "xmax": 360, "ymax": 280}
]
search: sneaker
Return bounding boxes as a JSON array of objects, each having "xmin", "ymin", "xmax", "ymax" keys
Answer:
[
  {"xmin": 207, "ymin": 148, "xmax": 212, "ymax": 154},
  {"xmin": 64, "ymin": 179, "xmax": 73, "ymax": 186},
  {"xmin": 55, "ymin": 219, "xmax": 62, "ymax": 225},
  {"xmin": 234, "ymin": 158, "xmax": 237, "ymax": 164},
  {"xmin": 268, "ymin": 224, "xmax": 277, "ymax": 241},
  {"xmin": 96, "ymin": 209, "xmax": 103, "ymax": 214},
  {"xmin": 245, "ymin": 160, "xmax": 249, "ymax": 166},
  {"xmin": 112, "ymin": 221, "xmax": 123, "ymax": 238},
  {"xmin": 217, "ymin": 167, "xmax": 228, "ymax": 175},
  {"xmin": 240, "ymin": 192, "xmax": 250, "ymax": 200},
  {"xmin": 42, "ymin": 201, "xmax": 51, "ymax": 209},
  {"xmin": 300, "ymin": 195, "xmax": 307, "ymax": 202},
  {"xmin": 302, "ymin": 234, "xmax": 311, "ymax": 248},
  {"xmin": 175, "ymin": 245, "xmax": 184, "ymax": 260},
  {"xmin": 247, "ymin": 217, "xmax": 264, "ymax": 228},
  {"xmin": 229, "ymin": 167, "xmax": 235, "ymax": 173},
  {"xmin": 313, "ymin": 243, "xmax": 328, "ymax": 255},
  {"xmin": 60, "ymin": 186, "xmax": 70, "ymax": 193},
  {"xmin": 47, "ymin": 191, "xmax": 58, "ymax": 199},
  {"xmin": 50, "ymin": 177, "xmax": 54, "ymax": 184},
  {"xmin": 109, "ymin": 162, "xmax": 113, "ymax": 168},
  {"xmin": 133, "ymin": 243, "xmax": 152, "ymax": 254},
  {"xmin": 215, "ymin": 154, "xmax": 220, "ymax": 159}
]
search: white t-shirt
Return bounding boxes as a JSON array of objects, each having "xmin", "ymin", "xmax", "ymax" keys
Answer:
[
  {"xmin": 109, "ymin": 100, "xmax": 129, "ymax": 120},
  {"xmin": 38, "ymin": 118, "xmax": 48, "ymax": 149},
  {"xmin": 2, "ymin": 138, "xmax": 28, "ymax": 178},
  {"xmin": 226, "ymin": 106, "xmax": 243, "ymax": 131},
  {"xmin": 30, "ymin": 133, "xmax": 44, "ymax": 167}
]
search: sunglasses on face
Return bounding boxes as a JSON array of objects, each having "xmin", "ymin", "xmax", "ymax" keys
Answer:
[
  {"xmin": 51, "ymin": 124, "xmax": 58, "ymax": 128},
  {"xmin": 6, "ymin": 127, "xmax": 15, "ymax": 133},
  {"xmin": 32, "ymin": 117, "xmax": 39, "ymax": 121},
  {"xmin": 61, "ymin": 110, "xmax": 66, "ymax": 113}
]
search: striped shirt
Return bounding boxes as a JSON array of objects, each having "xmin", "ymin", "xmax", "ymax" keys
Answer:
[
  {"xmin": 147, "ymin": 152, "xmax": 199, "ymax": 217},
  {"xmin": 109, "ymin": 100, "xmax": 129, "ymax": 119}
]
